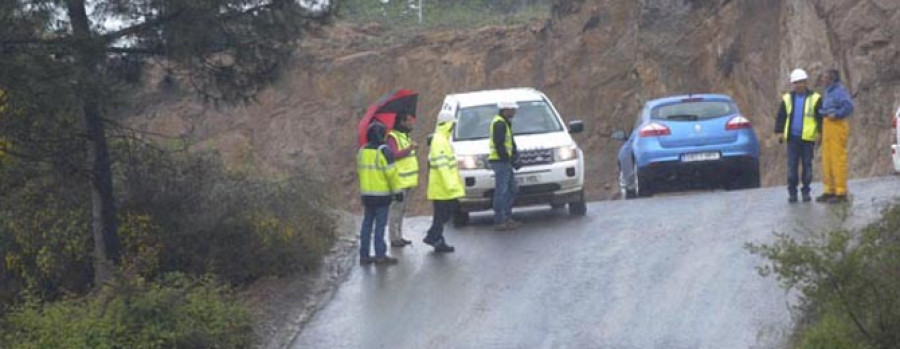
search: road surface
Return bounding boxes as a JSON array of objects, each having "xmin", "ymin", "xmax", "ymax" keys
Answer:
[{"xmin": 291, "ymin": 177, "xmax": 899, "ymax": 349}]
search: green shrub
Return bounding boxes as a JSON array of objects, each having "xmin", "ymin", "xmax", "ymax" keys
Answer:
[
  {"xmin": 1, "ymin": 273, "xmax": 255, "ymax": 348},
  {"xmin": 747, "ymin": 204, "xmax": 900, "ymax": 349}
]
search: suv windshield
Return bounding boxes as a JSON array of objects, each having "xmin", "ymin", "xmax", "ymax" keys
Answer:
[
  {"xmin": 455, "ymin": 100, "xmax": 564, "ymax": 141},
  {"xmin": 651, "ymin": 101, "xmax": 738, "ymax": 121}
]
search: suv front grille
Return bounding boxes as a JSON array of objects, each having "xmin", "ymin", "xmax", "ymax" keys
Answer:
[{"xmin": 517, "ymin": 148, "xmax": 554, "ymax": 167}]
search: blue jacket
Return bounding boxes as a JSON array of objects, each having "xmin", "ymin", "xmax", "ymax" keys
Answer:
[{"xmin": 819, "ymin": 82, "xmax": 854, "ymax": 119}]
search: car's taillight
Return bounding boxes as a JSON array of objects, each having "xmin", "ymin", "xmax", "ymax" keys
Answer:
[
  {"xmin": 726, "ymin": 116, "xmax": 752, "ymax": 130},
  {"xmin": 638, "ymin": 122, "xmax": 671, "ymax": 137}
]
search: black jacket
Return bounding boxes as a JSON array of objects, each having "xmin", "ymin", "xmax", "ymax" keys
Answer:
[
  {"xmin": 774, "ymin": 90, "xmax": 823, "ymax": 141},
  {"xmin": 491, "ymin": 117, "xmax": 518, "ymax": 163}
]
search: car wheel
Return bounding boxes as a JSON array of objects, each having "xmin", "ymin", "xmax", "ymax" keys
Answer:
[
  {"xmin": 634, "ymin": 163, "xmax": 652, "ymax": 197},
  {"xmin": 569, "ymin": 201, "xmax": 587, "ymax": 216},
  {"xmin": 452, "ymin": 211, "xmax": 470, "ymax": 227},
  {"xmin": 726, "ymin": 163, "xmax": 761, "ymax": 190},
  {"xmin": 619, "ymin": 165, "xmax": 637, "ymax": 199}
]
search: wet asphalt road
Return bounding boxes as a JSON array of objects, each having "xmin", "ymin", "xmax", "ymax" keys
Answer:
[{"xmin": 291, "ymin": 177, "xmax": 899, "ymax": 349}]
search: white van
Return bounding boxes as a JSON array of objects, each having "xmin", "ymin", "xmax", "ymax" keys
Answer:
[{"xmin": 437, "ymin": 88, "xmax": 586, "ymax": 226}]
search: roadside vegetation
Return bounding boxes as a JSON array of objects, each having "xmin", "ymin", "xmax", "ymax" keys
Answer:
[
  {"xmin": 747, "ymin": 204, "xmax": 900, "ymax": 349},
  {"xmin": 0, "ymin": 144, "xmax": 336, "ymax": 347}
]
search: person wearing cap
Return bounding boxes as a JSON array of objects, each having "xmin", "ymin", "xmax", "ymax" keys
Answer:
[
  {"xmin": 489, "ymin": 101, "xmax": 520, "ymax": 231},
  {"xmin": 357, "ymin": 122, "xmax": 403, "ymax": 265},
  {"xmin": 775, "ymin": 69, "xmax": 824, "ymax": 203},
  {"xmin": 423, "ymin": 111, "xmax": 462, "ymax": 253},
  {"xmin": 386, "ymin": 112, "xmax": 419, "ymax": 247},
  {"xmin": 816, "ymin": 69, "xmax": 855, "ymax": 204}
]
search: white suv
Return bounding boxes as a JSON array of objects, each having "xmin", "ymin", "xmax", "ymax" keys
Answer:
[
  {"xmin": 437, "ymin": 88, "xmax": 586, "ymax": 226},
  {"xmin": 893, "ymin": 106, "xmax": 899, "ymax": 173}
]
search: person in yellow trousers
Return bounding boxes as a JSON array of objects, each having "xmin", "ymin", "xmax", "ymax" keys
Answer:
[
  {"xmin": 386, "ymin": 112, "xmax": 418, "ymax": 247},
  {"xmin": 423, "ymin": 111, "xmax": 462, "ymax": 253},
  {"xmin": 816, "ymin": 69, "xmax": 855, "ymax": 204},
  {"xmin": 357, "ymin": 122, "xmax": 403, "ymax": 265}
]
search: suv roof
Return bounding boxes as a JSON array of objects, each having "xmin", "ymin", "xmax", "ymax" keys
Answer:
[{"xmin": 447, "ymin": 87, "xmax": 546, "ymax": 108}]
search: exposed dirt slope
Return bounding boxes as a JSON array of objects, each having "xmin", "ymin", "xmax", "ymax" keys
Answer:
[{"xmin": 131, "ymin": 0, "xmax": 900, "ymax": 214}]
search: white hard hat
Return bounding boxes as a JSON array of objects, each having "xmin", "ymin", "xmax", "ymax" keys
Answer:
[
  {"xmin": 790, "ymin": 69, "xmax": 808, "ymax": 83},
  {"xmin": 437, "ymin": 111, "xmax": 455, "ymax": 124},
  {"xmin": 497, "ymin": 101, "xmax": 519, "ymax": 110}
]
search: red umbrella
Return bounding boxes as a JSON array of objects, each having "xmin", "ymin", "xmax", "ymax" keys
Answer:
[{"xmin": 358, "ymin": 89, "xmax": 418, "ymax": 146}]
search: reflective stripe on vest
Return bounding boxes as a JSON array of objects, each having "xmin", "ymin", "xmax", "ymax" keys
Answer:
[
  {"xmin": 387, "ymin": 130, "xmax": 419, "ymax": 189},
  {"xmin": 783, "ymin": 92, "xmax": 821, "ymax": 142},
  {"xmin": 358, "ymin": 146, "xmax": 394, "ymax": 196},
  {"xmin": 489, "ymin": 115, "xmax": 513, "ymax": 161}
]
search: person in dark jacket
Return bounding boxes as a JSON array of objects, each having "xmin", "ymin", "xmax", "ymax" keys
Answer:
[
  {"xmin": 775, "ymin": 69, "xmax": 824, "ymax": 203},
  {"xmin": 489, "ymin": 101, "xmax": 520, "ymax": 231},
  {"xmin": 357, "ymin": 122, "xmax": 403, "ymax": 265},
  {"xmin": 816, "ymin": 69, "xmax": 855, "ymax": 203}
]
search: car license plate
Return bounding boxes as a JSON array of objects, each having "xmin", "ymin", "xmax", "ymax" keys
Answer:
[
  {"xmin": 516, "ymin": 175, "xmax": 539, "ymax": 185},
  {"xmin": 681, "ymin": 152, "xmax": 721, "ymax": 162}
]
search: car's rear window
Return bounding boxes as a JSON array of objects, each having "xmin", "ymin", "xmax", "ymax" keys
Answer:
[{"xmin": 651, "ymin": 101, "xmax": 738, "ymax": 121}]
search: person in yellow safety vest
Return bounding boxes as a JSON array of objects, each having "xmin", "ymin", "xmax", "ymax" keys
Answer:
[
  {"xmin": 386, "ymin": 112, "xmax": 419, "ymax": 247},
  {"xmin": 357, "ymin": 122, "xmax": 403, "ymax": 266},
  {"xmin": 489, "ymin": 100, "xmax": 520, "ymax": 231},
  {"xmin": 816, "ymin": 69, "xmax": 855, "ymax": 204},
  {"xmin": 774, "ymin": 69, "xmax": 823, "ymax": 203},
  {"xmin": 423, "ymin": 111, "xmax": 462, "ymax": 253}
]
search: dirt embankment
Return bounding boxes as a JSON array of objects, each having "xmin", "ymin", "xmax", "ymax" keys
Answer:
[{"xmin": 131, "ymin": 0, "xmax": 900, "ymax": 215}]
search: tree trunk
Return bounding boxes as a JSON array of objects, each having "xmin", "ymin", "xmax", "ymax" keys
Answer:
[{"xmin": 66, "ymin": 0, "xmax": 121, "ymax": 286}]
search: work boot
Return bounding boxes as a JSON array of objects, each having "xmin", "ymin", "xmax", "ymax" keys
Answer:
[
  {"xmin": 494, "ymin": 221, "xmax": 517, "ymax": 231},
  {"xmin": 815, "ymin": 193, "xmax": 834, "ymax": 203},
  {"xmin": 373, "ymin": 256, "xmax": 399, "ymax": 265},
  {"xmin": 788, "ymin": 195, "xmax": 798, "ymax": 204},
  {"xmin": 359, "ymin": 256, "xmax": 374, "ymax": 266},
  {"xmin": 802, "ymin": 193, "xmax": 812, "ymax": 203},
  {"xmin": 828, "ymin": 195, "xmax": 849, "ymax": 204},
  {"xmin": 423, "ymin": 235, "xmax": 438, "ymax": 246},
  {"xmin": 390, "ymin": 239, "xmax": 412, "ymax": 248},
  {"xmin": 433, "ymin": 242, "xmax": 455, "ymax": 253}
]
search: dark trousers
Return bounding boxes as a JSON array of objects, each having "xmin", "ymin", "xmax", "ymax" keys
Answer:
[
  {"xmin": 426, "ymin": 200, "xmax": 458, "ymax": 244},
  {"xmin": 787, "ymin": 137, "xmax": 815, "ymax": 196},
  {"xmin": 360, "ymin": 204, "xmax": 389, "ymax": 258}
]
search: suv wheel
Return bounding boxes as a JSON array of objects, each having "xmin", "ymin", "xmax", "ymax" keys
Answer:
[{"xmin": 569, "ymin": 201, "xmax": 587, "ymax": 216}]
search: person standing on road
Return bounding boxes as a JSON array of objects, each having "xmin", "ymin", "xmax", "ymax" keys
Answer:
[
  {"xmin": 423, "ymin": 111, "xmax": 462, "ymax": 253},
  {"xmin": 816, "ymin": 69, "xmax": 855, "ymax": 204},
  {"xmin": 386, "ymin": 112, "xmax": 419, "ymax": 247},
  {"xmin": 489, "ymin": 101, "xmax": 521, "ymax": 231},
  {"xmin": 775, "ymin": 69, "xmax": 823, "ymax": 203},
  {"xmin": 357, "ymin": 122, "xmax": 402, "ymax": 266}
]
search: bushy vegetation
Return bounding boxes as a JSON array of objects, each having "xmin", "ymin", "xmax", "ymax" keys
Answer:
[
  {"xmin": 747, "ymin": 204, "xmax": 900, "ymax": 349},
  {"xmin": 0, "ymin": 142, "xmax": 336, "ymax": 345},
  {"xmin": 337, "ymin": 0, "xmax": 551, "ymax": 30},
  {"xmin": 1, "ymin": 273, "xmax": 255, "ymax": 348}
]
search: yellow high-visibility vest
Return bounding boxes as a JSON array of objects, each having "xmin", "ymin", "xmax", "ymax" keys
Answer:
[
  {"xmin": 428, "ymin": 122, "xmax": 464, "ymax": 201},
  {"xmin": 489, "ymin": 115, "xmax": 513, "ymax": 161},
  {"xmin": 387, "ymin": 130, "xmax": 419, "ymax": 189},
  {"xmin": 783, "ymin": 92, "xmax": 822, "ymax": 142},
  {"xmin": 357, "ymin": 145, "xmax": 398, "ymax": 197}
]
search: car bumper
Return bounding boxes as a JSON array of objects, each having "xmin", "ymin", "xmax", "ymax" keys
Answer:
[
  {"xmin": 458, "ymin": 159, "xmax": 584, "ymax": 212},
  {"xmin": 640, "ymin": 155, "xmax": 759, "ymax": 184}
]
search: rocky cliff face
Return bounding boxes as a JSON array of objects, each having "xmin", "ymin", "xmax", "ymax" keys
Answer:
[{"xmin": 131, "ymin": 0, "xmax": 900, "ymax": 214}]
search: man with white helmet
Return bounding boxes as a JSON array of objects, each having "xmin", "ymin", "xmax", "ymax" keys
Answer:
[
  {"xmin": 775, "ymin": 69, "xmax": 824, "ymax": 203},
  {"xmin": 423, "ymin": 111, "xmax": 461, "ymax": 253},
  {"xmin": 489, "ymin": 101, "xmax": 520, "ymax": 230}
]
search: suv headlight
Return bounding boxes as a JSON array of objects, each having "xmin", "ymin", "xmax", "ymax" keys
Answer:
[
  {"xmin": 555, "ymin": 146, "xmax": 578, "ymax": 162},
  {"xmin": 457, "ymin": 154, "xmax": 487, "ymax": 170}
]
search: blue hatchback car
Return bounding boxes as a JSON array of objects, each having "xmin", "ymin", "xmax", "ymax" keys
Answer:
[{"xmin": 613, "ymin": 94, "xmax": 760, "ymax": 198}]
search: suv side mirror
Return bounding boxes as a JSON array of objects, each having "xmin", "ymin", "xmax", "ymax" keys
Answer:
[
  {"xmin": 611, "ymin": 130, "xmax": 628, "ymax": 141},
  {"xmin": 568, "ymin": 120, "xmax": 584, "ymax": 134}
]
